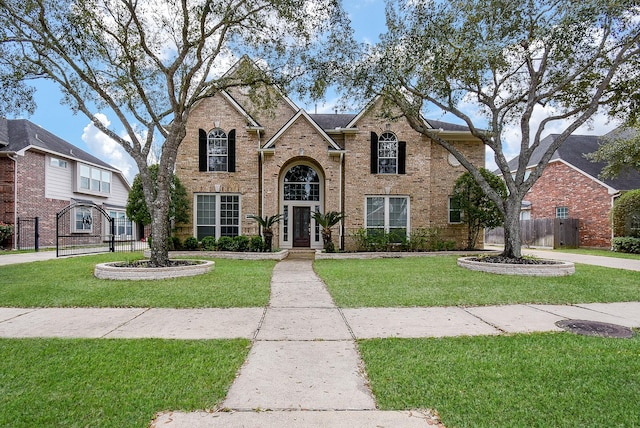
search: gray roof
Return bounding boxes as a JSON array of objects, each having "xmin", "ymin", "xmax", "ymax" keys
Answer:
[
  {"xmin": 309, "ymin": 114, "xmax": 357, "ymax": 130},
  {"xmin": 506, "ymin": 130, "xmax": 640, "ymax": 191},
  {"xmin": 0, "ymin": 117, "xmax": 116, "ymax": 170},
  {"xmin": 425, "ymin": 119, "xmax": 470, "ymax": 132}
]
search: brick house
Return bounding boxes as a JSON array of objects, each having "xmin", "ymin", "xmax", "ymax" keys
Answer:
[
  {"xmin": 0, "ymin": 118, "xmax": 132, "ymax": 249},
  {"xmin": 505, "ymin": 130, "xmax": 640, "ymax": 248},
  {"xmin": 175, "ymin": 61, "xmax": 485, "ymax": 251}
]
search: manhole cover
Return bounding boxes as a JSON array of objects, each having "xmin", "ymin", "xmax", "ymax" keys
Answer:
[{"xmin": 556, "ymin": 319, "xmax": 634, "ymax": 338}]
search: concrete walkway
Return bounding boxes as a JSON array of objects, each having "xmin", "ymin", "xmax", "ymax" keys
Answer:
[{"xmin": 1, "ymin": 250, "xmax": 640, "ymax": 427}]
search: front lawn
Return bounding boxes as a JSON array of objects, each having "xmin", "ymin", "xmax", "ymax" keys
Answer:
[
  {"xmin": 0, "ymin": 338, "xmax": 250, "ymax": 427},
  {"xmin": 314, "ymin": 256, "xmax": 640, "ymax": 307},
  {"xmin": 0, "ymin": 253, "xmax": 274, "ymax": 308},
  {"xmin": 360, "ymin": 333, "xmax": 640, "ymax": 427}
]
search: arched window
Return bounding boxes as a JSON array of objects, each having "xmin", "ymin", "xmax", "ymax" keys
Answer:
[
  {"xmin": 208, "ymin": 128, "xmax": 228, "ymax": 172},
  {"xmin": 283, "ymin": 165, "xmax": 320, "ymax": 201},
  {"xmin": 378, "ymin": 131, "xmax": 398, "ymax": 174}
]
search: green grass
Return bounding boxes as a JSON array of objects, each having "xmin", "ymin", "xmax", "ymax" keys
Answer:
[
  {"xmin": 359, "ymin": 333, "xmax": 640, "ymax": 428},
  {"xmin": 0, "ymin": 338, "xmax": 250, "ymax": 427},
  {"xmin": 555, "ymin": 247, "xmax": 640, "ymax": 259},
  {"xmin": 314, "ymin": 256, "xmax": 640, "ymax": 307},
  {"xmin": 0, "ymin": 253, "xmax": 274, "ymax": 307}
]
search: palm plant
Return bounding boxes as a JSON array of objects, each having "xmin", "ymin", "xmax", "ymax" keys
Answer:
[
  {"xmin": 311, "ymin": 211, "xmax": 346, "ymax": 253},
  {"xmin": 248, "ymin": 214, "xmax": 283, "ymax": 252}
]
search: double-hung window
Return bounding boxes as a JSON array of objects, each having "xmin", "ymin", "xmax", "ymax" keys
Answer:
[
  {"xmin": 79, "ymin": 164, "xmax": 111, "ymax": 194},
  {"xmin": 365, "ymin": 196, "xmax": 409, "ymax": 242},
  {"xmin": 195, "ymin": 194, "xmax": 240, "ymax": 240},
  {"xmin": 448, "ymin": 197, "xmax": 463, "ymax": 223}
]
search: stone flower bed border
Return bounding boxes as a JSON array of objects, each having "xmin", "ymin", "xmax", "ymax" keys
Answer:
[
  {"xmin": 457, "ymin": 256, "xmax": 575, "ymax": 276},
  {"xmin": 94, "ymin": 259, "xmax": 215, "ymax": 280}
]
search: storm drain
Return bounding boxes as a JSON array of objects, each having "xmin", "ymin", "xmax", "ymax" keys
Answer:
[{"xmin": 556, "ymin": 319, "xmax": 635, "ymax": 339}]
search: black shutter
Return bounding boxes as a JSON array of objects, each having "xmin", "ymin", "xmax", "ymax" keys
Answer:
[
  {"xmin": 370, "ymin": 132, "xmax": 378, "ymax": 174},
  {"xmin": 198, "ymin": 129, "xmax": 207, "ymax": 172},
  {"xmin": 398, "ymin": 141, "xmax": 406, "ymax": 174},
  {"xmin": 228, "ymin": 129, "xmax": 236, "ymax": 172}
]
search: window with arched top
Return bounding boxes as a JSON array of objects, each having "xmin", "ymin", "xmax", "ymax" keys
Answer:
[
  {"xmin": 378, "ymin": 131, "xmax": 398, "ymax": 174},
  {"xmin": 370, "ymin": 131, "xmax": 406, "ymax": 175},
  {"xmin": 198, "ymin": 128, "xmax": 236, "ymax": 172},
  {"xmin": 283, "ymin": 165, "xmax": 320, "ymax": 201},
  {"xmin": 208, "ymin": 129, "xmax": 228, "ymax": 172}
]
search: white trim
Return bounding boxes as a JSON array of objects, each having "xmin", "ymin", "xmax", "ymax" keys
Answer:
[
  {"xmin": 364, "ymin": 195, "xmax": 411, "ymax": 238},
  {"xmin": 279, "ymin": 162, "xmax": 324, "ymax": 249},
  {"xmin": 263, "ymin": 110, "xmax": 342, "ymax": 151},
  {"xmin": 193, "ymin": 193, "xmax": 242, "ymax": 240}
]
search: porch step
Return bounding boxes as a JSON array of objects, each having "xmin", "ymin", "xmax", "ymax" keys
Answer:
[{"xmin": 286, "ymin": 249, "xmax": 316, "ymax": 260}]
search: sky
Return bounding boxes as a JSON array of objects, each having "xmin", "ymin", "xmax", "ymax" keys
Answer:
[{"xmin": 12, "ymin": 0, "xmax": 621, "ymax": 183}]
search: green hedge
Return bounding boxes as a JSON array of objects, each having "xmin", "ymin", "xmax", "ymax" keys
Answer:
[{"xmin": 612, "ymin": 237, "xmax": 640, "ymax": 254}]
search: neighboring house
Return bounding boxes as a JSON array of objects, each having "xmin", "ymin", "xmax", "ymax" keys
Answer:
[
  {"xmin": 504, "ymin": 129, "xmax": 640, "ymax": 248},
  {"xmin": 175, "ymin": 60, "xmax": 485, "ymax": 251},
  {"xmin": 0, "ymin": 118, "xmax": 132, "ymax": 249}
]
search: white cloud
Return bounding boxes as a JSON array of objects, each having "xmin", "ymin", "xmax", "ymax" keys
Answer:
[{"xmin": 82, "ymin": 113, "xmax": 138, "ymax": 184}]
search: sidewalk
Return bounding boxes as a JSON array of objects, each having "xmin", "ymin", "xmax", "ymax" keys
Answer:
[{"xmin": 2, "ymin": 250, "xmax": 640, "ymax": 427}]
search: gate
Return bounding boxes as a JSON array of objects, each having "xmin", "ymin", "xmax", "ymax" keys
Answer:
[
  {"xmin": 56, "ymin": 202, "xmax": 114, "ymax": 257},
  {"xmin": 17, "ymin": 217, "xmax": 39, "ymax": 251}
]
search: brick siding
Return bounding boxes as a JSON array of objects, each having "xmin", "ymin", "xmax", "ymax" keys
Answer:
[{"xmin": 527, "ymin": 161, "xmax": 615, "ymax": 247}]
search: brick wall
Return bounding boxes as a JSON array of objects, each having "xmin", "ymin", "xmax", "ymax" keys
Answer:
[
  {"xmin": 14, "ymin": 151, "xmax": 70, "ymax": 247},
  {"xmin": 527, "ymin": 161, "xmax": 614, "ymax": 247},
  {"xmin": 342, "ymin": 102, "xmax": 484, "ymax": 250},
  {"xmin": 176, "ymin": 92, "xmax": 485, "ymax": 250}
]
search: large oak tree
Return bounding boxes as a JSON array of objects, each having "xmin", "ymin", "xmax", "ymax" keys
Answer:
[
  {"xmin": 0, "ymin": 0, "xmax": 349, "ymax": 265},
  {"xmin": 343, "ymin": 0, "xmax": 640, "ymax": 258}
]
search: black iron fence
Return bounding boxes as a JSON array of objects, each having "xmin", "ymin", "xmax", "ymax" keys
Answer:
[
  {"xmin": 56, "ymin": 202, "xmax": 147, "ymax": 257},
  {"xmin": 17, "ymin": 216, "xmax": 39, "ymax": 251}
]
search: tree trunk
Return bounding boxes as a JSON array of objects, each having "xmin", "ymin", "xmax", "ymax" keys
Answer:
[{"xmin": 502, "ymin": 197, "xmax": 523, "ymax": 259}]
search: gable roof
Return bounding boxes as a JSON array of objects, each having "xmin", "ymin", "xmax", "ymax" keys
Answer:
[
  {"xmin": 0, "ymin": 117, "xmax": 120, "ymax": 170},
  {"xmin": 506, "ymin": 131, "xmax": 640, "ymax": 192},
  {"xmin": 262, "ymin": 109, "xmax": 343, "ymax": 151},
  {"xmin": 308, "ymin": 114, "xmax": 357, "ymax": 130}
]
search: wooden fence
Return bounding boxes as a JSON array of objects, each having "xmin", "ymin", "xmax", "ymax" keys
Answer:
[{"xmin": 485, "ymin": 218, "xmax": 580, "ymax": 249}]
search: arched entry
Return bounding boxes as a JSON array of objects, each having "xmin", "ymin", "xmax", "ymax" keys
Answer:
[{"xmin": 280, "ymin": 163, "xmax": 323, "ymax": 249}]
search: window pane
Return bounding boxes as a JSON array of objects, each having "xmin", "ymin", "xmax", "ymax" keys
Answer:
[
  {"xmin": 388, "ymin": 197, "xmax": 408, "ymax": 227},
  {"xmin": 220, "ymin": 195, "xmax": 239, "ymax": 237},
  {"xmin": 196, "ymin": 195, "xmax": 216, "ymax": 225},
  {"xmin": 208, "ymin": 129, "xmax": 228, "ymax": 172},
  {"xmin": 366, "ymin": 197, "xmax": 385, "ymax": 227},
  {"xmin": 284, "ymin": 165, "xmax": 320, "ymax": 201},
  {"xmin": 378, "ymin": 132, "xmax": 398, "ymax": 174}
]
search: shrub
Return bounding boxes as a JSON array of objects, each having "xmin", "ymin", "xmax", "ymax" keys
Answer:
[
  {"xmin": 611, "ymin": 189, "xmax": 640, "ymax": 238},
  {"xmin": 183, "ymin": 236, "xmax": 199, "ymax": 250},
  {"xmin": 612, "ymin": 237, "xmax": 640, "ymax": 254},
  {"xmin": 201, "ymin": 236, "xmax": 216, "ymax": 251},
  {"xmin": 216, "ymin": 236, "xmax": 234, "ymax": 251},
  {"xmin": 249, "ymin": 236, "xmax": 264, "ymax": 252},
  {"xmin": 0, "ymin": 222, "xmax": 13, "ymax": 245},
  {"xmin": 168, "ymin": 236, "xmax": 182, "ymax": 251},
  {"xmin": 233, "ymin": 235, "xmax": 250, "ymax": 252}
]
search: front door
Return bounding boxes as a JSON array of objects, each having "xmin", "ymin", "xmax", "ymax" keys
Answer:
[{"xmin": 293, "ymin": 207, "xmax": 311, "ymax": 247}]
